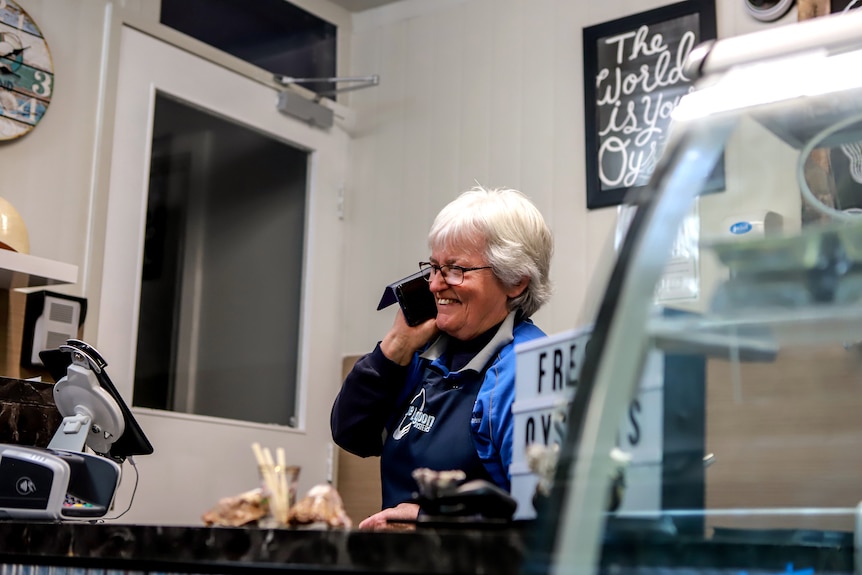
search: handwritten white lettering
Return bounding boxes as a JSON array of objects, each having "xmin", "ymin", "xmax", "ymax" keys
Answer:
[
  {"xmin": 594, "ymin": 18, "xmax": 698, "ymax": 190},
  {"xmin": 599, "ymin": 137, "xmax": 660, "ymax": 188}
]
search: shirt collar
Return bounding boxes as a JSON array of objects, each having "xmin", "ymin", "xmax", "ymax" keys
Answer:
[{"xmin": 419, "ymin": 311, "xmax": 517, "ymax": 373}]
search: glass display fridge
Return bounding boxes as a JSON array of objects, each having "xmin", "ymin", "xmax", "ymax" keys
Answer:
[{"xmin": 529, "ymin": 8, "xmax": 862, "ymax": 575}]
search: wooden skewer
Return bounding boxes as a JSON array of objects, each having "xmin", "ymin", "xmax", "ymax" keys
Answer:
[
  {"xmin": 252, "ymin": 442, "xmax": 291, "ymax": 525},
  {"xmin": 277, "ymin": 448, "xmax": 289, "ymax": 520},
  {"xmin": 251, "ymin": 442, "xmax": 266, "ymax": 468},
  {"xmin": 262, "ymin": 447, "xmax": 282, "ymax": 521}
]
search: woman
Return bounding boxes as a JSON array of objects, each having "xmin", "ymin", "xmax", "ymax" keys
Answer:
[{"xmin": 330, "ymin": 186, "xmax": 554, "ymax": 529}]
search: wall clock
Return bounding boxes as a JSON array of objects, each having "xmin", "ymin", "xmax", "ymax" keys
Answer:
[{"xmin": 0, "ymin": 0, "xmax": 53, "ymax": 141}]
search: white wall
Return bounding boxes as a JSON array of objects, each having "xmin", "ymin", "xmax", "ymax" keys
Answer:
[
  {"xmin": 339, "ymin": 0, "xmax": 798, "ymax": 354},
  {"xmin": 0, "ymin": 0, "xmax": 357, "ymax": 526},
  {"xmin": 3, "ymin": 0, "xmax": 353, "ymax": 337},
  {"xmin": 0, "ymin": 0, "xmax": 112, "ymax": 285}
]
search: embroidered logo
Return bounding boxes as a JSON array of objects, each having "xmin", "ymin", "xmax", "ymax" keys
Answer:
[{"xmin": 392, "ymin": 388, "xmax": 437, "ymax": 439}]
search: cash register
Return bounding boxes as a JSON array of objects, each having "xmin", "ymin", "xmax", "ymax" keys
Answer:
[{"xmin": 0, "ymin": 339, "xmax": 153, "ymax": 520}]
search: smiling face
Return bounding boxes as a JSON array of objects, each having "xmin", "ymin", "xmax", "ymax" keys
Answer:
[{"xmin": 428, "ymin": 239, "xmax": 527, "ymax": 341}]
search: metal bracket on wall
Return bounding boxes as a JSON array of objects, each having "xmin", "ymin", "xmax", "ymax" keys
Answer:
[
  {"xmin": 274, "ymin": 74, "xmax": 379, "ymax": 97},
  {"xmin": 276, "ymin": 91, "xmax": 334, "ymax": 129},
  {"xmin": 274, "ymin": 75, "xmax": 379, "ymax": 129}
]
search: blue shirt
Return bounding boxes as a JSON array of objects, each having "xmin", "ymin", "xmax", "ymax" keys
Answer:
[{"xmin": 331, "ymin": 311, "xmax": 546, "ymax": 508}]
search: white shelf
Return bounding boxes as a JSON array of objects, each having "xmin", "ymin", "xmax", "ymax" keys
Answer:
[
  {"xmin": 648, "ymin": 304, "xmax": 862, "ymax": 359},
  {"xmin": 0, "ymin": 249, "xmax": 77, "ymax": 290}
]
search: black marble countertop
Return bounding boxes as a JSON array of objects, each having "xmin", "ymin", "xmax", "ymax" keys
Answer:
[
  {"xmin": 0, "ymin": 520, "xmax": 535, "ymax": 574},
  {"xmin": 0, "ymin": 519, "xmax": 857, "ymax": 575},
  {"xmin": 0, "ymin": 376, "xmax": 61, "ymax": 448}
]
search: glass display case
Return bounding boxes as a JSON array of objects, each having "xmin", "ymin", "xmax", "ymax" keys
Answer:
[{"xmin": 531, "ymin": 9, "xmax": 862, "ymax": 575}]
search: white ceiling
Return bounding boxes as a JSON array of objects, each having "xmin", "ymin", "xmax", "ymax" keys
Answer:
[{"xmin": 327, "ymin": 0, "xmax": 404, "ymax": 12}]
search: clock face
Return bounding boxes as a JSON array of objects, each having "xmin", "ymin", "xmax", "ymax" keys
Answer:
[{"xmin": 0, "ymin": 0, "xmax": 53, "ymax": 141}]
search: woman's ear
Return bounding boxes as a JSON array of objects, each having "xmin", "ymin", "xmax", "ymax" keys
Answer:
[{"xmin": 507, "ymin": 277, "xmax": 530, "ymax": 299}]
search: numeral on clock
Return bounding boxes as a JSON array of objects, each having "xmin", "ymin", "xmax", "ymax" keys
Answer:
[{"xmin": 32, "ymin": 71, "xmax": 51, "ymax": 97}]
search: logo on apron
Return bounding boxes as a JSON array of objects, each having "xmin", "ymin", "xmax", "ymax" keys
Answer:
[{"xmin": 392, "ymin": 388, "xmax": 437, "ymax": 439}]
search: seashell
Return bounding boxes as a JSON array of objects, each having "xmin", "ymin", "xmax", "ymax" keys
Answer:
[
  {"xmin": 287, "ymin": 484, "xmax": 352, "ymax": 529},
  {"xmin": 201, "ymin": 488, "xmax": 267, "ymax": 527},
  {"xmin": 411, "ymin": 467, "xmax": 466, "ymax": 499}
]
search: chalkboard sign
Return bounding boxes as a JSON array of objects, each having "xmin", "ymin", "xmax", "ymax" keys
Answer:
[
  {"xmin": 583, "ymin": 0, "xmax": 718, "ymax": 209},
  {"xmin": 832, "ymin": 0, "xmax": 862, "ymax": 13}
]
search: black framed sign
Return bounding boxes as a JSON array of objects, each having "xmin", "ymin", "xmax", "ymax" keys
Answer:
[
  {"xmin": 832, "ymin": 0, "xmax": 862, "ymax": 13},
  {"xmin": 583, "ymin": 0, "xmax": 718, "ymax": 210}
]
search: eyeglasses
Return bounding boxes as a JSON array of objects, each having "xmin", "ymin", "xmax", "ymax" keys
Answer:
[{"xmin": 419, "ymin": 261, "xmax": 493, "ymax": 286}]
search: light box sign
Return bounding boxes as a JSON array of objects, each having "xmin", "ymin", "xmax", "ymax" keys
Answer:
[{"xmin": 510, "ymin": 327, "xmax": 667, "ymax": 519}]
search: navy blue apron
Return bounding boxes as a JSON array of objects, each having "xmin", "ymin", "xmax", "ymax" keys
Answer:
[{"xmin": 380, "ymin": 363, "xmax": 492, "ymax": 508}]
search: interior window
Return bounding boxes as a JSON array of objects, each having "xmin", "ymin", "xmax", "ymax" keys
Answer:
[
  {"xmin": 159, "ymin": 0, "xmax": 337, "ymax": 94},
  {"xmin": 132, "ymin": 93, "xmax": 308, "ymax": 427}
]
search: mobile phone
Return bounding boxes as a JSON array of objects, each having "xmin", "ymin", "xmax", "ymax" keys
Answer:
[{"xmin": 395, "ymin": 273, "xmax": 437, "ymax": 326}]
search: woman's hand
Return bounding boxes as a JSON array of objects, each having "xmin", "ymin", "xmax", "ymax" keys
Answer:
[
  {"xmin": 380, "ymin": 311, "xmax": 438, "ymax": 366},
  {"xmin": 358, "ymin": 502, "xmax": 420, "ymax": 531}
]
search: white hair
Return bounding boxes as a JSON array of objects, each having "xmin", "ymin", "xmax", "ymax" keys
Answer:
[{"xmin": 428, "ymin": 186, "xmax": 553, "ymax": 317}]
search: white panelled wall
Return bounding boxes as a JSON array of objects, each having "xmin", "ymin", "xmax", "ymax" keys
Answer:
[{"xmin": 339, "ymin": 0, "xmax": 798, "ymax": 354}]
